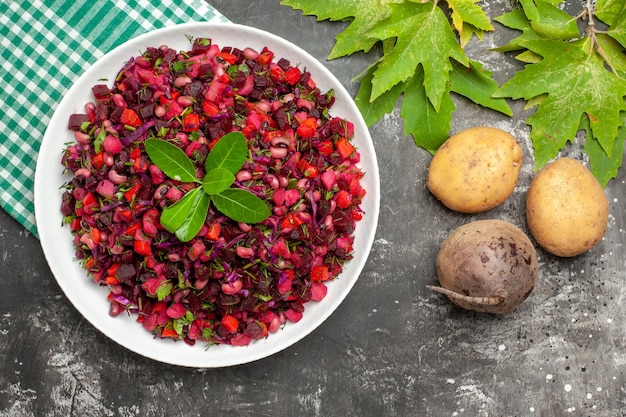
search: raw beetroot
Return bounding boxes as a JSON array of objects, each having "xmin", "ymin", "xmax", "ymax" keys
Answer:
[
  {"xmin": 60, "ymin": 37, "xmax": 366, "ymax": 346},
  {"xmin": 427, "ymin": 219, "xmax": 538, "ymax": 314}
]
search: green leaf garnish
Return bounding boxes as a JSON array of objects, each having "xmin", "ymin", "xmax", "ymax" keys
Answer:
[
  {"xmin": 205, "ymin": 131, "xmax": 248, "ymax": 174},
  {"xmin": 212, "ymin": 188, "xmax": 271, "ymax": 224},
  {"xmin": 93, "ymin": 124, "xmax": 107, "ymax": 154},
  {"xmin": 145, "ymin": 138, "xmax": 198, "ymax": 183},
  {"xmin": 173, "ymin": 187, "xmax": 211, "ymax": 242},
  {"xmin": 203, "ymin": 168, "xmax": 235, "ymax": 195},
  {"xmin": 146, "ymin": 132, "xmax": 270, "ymax": 241},
  {"xmin": 156, "ymin": 281, "xmax": 173, "ymax": 301},
  {"xmin": 160, "ymin": 187, "xmax": 210, "ymax": 241}
]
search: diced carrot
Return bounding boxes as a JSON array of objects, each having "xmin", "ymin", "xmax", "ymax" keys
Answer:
[
  {"xmin": 204, "ymin": 221, "xmax": 221, "ymax": 241},
  {"xmin": 104, "ymin": 276, "xmax": 120, "ymax": 285},
  {"xmin": 120, "ymin": 108, "xmax": 142, "ymax": 127},
  {"xmin": 284, "ymin": 67, "xmax": 301, "ymax": 85},
  {"xmin": 84, "ymin": 257, "xmax": 96, "ymax": 270},
  {"xmin": 336, "ymin": 137, "xmax": 355, "ymax": 159},
  {"xmin": 161, "ymin": 327, "xmax": 179, "ymax": 338},
  {"xmin": 270, "ymin": 65, "xmax": 284, "ymax": 82},
  {"xmin": 202, "ymin": 101, "xmax": 220, "ymax": 116},
  {"xmin": 336, "ymin": 189, "xmax": 352, "ymax": 209},
  {"xmin": 296, "ymin": 117, "xmax": 317, "ymax": 138},
  {"xmin": 106, "ymin": 263, "xmax": 120, "ymax": 277},
  {"xmin": 310, "ymin": 265, "xmax": 330, "ymax": 282},
  {"xmin": 133, "ymin": 239, "xmax": 152, "ymax": 256},
  {"xmin": 81, "ymin": 192, "xmax": 98, "ymax": 214},
  {"xmin": 91, "ymin": 152, "xmax": 104, "ymax": 169},
  {"xmin": 257, "ymin": 49, "xmax": 274, "ymax": 66},
  {"xmin": 221, "ymin": 314, "xmax": 239, "ymax": 333},
  {"xmin": 242, "ymin": 124, "xmax": 256, "ymax": 138},
  {"xmin": 304, "ymin": 165, "xmax": 318, "ymax": 178},
  {"xmin": 315, "ymin": 140, "xmax": 334, "ymax": 156},
  {"xmin": 217, "ymin": 52, "xmax": 238, "ymax": 64},
  {"xmin": 115, "ymin": 208, "xmax": 132, "ymax": 223},
  {"xmin": 88, "ymin": 227, "xmax": 101, "ymax": 245},
  {"xmin": 124, "ymin": 183, "xmax": 141, "ymax": 201},
  {"xmin": 281, "ymin": 212, "xmax": 304, "ymax": 229},
  {"xmin": 145, "ymin": 256, "xmax": 158, "ymax": 269},
  {"xmin": 69, "ymin": 217, "xmax": 81, "ymax": 231},
  {"xmin": 129, "ymin": 148, "xmax": 141, "ymax": 160},
  {"xmin": 257, "ymin": 321, "xmax": 269, "ymax": 338},
  {"xmin": 182, "ymin": 113, "xmax": 200, "ymax": 132},
  {"xmin": 124, "ymin": 222, "xmax": 140, "ymax": 236}
]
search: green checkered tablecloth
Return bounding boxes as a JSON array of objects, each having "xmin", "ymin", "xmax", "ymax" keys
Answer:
[{"xmin": 0, "ymin": 0, "xmax": 228, "ymax": 237}]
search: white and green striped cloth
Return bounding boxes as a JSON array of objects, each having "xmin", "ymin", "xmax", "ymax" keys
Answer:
[{"xmin": 0, "ymin": 0, "xmax": 228, "ymax": 236}]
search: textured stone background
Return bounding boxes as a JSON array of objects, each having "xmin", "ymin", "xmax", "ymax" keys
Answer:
[{"xmin": 1, "ymin": 1, "xmax": 625, "ymax": 416}]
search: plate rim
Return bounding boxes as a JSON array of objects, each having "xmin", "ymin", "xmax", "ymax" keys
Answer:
[{"xmin": 34, "ymin": 21, "xmax": 380, "ymax": 368}]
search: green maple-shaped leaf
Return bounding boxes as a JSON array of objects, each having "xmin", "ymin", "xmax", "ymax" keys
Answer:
[
  {"xmin": 354, "ymin": 61, "xmax": 404, "ymax": 127},
  {"xmin": 446, "ymin": 0, "xmax": 494, "ymax": 35},
  {"xmin": 280, "ymin": 0, "xmax": 393, "ymax": 59},
  {"xmin": 494, "ymin": 37, "xmax": 626, "ymax": 169},
  {"xmin": 459, "ymin": 24, "xmax": 483, "ymax": 48},
  {"xmin": 492, "ymin": 9, "xmax": 542, "ymax": 52},
  {"xmin": 449, "ymin": 60, "xmax": 512, "ymax": 116},
  {"xmin": 518, "ymin": 0, "xmax": 580, "ymax": 40},
  {"xmin": 356, "ymin": 59, "xmax": 511, "ymax": 152},
  {"xmin": 514, "ymin": 50, "xmax": 543, "ymax": 64},
  {"xmin": 582, "ymin": 113, "xmax": 626, "ymax": 187},
  {"xmin": 365, "ymin": 1, "xmax": 469, "ymax": 111},
  {"xmin": 401, "ymin": 70, "xmax": 455, "ymax": 154},
  {"xmin": 493, "ymin": 0, "xmax": 578, "ymax": 53},
  {"xmin": 595, "ymin": 0, "xmax": 626, "ymax": 26},
  {"xmin": 607, "ymin": 9, "xmax": 626, "ymax": 49},
  {"xmin": 446, "ymin": 0, "xmax": 493, "ymax": 47},
  {"xmin": 355, "ymin": 50, "xmax": 510, "ymax": 152},
  {"xmin": 596, "ymin": 33, "xmax": 626, "ymax": 74}
]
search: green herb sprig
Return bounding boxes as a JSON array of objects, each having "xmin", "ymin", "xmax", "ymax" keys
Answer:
[{"xmin": 145, "ymin": 132, "xmax": 270, "ymax": 242}]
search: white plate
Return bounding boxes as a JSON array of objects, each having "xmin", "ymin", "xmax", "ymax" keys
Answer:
[{"xmin": 35, "ymin": 22, "xmax": 380, "ymax": 368}]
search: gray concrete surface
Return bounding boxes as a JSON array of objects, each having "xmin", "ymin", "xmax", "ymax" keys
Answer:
[{"xmin": 1, "ymin": 1, "xmax": 625, "ymax": 416}]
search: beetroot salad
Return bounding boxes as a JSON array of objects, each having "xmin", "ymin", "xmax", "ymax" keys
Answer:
[{"xmin": 60, "ymin": 36, "xmax": 366, "ymax": 347}]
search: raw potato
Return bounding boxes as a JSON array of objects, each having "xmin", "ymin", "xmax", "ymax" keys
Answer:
[
  {"xmin": 427, "ymin": 127, "xmax": 523, "ymax": 213},
  {"xmin": 427, "ymin": 219, "xmax": 538, "ymax": 314},
  {"xmin": 526, "ymin": 157, "xmax": 608, "ymax": 257}
]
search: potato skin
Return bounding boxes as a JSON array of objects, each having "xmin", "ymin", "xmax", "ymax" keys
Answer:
[
  {"xmin": 433, "ymin": 219, "xmax": 538, "ymax": 314},
  {"xmin": 525, "ymin": 157, "xmax": 608, "ymax": 257},
  {"xmin": 427, "ymin": 127, "xmax": 523, "ymax": 213}
]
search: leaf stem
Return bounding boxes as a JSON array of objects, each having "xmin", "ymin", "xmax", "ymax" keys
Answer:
[
  {"xmin": 581, "ymin": 0, "xmax": 617, "ymax": 75},
  {"xmin": 585, "ymin": 0, "xmax": 595, "ymax": 30}
]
